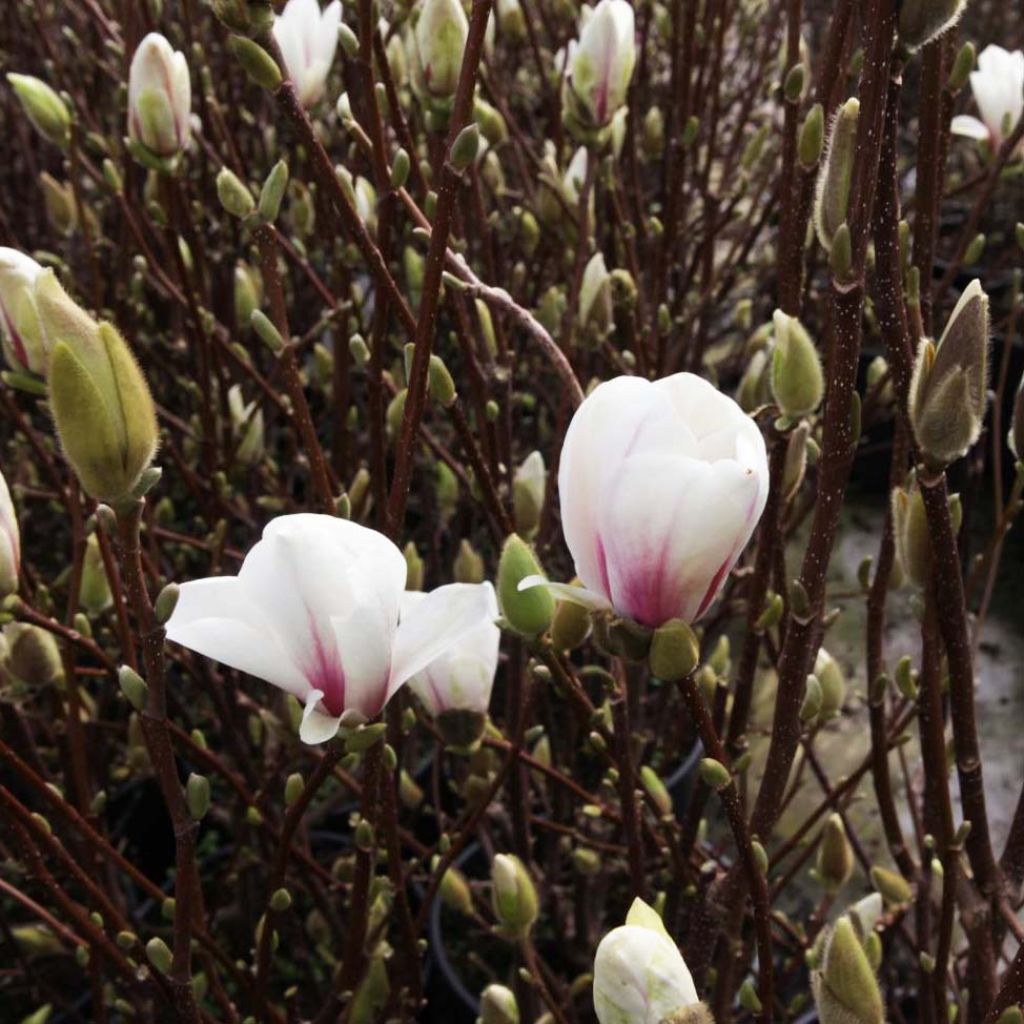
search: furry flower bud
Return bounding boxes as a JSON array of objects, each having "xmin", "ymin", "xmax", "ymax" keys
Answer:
[
  {"xmin": 491, "ymin": 853, "xmax": 538, "ymax": 939},
  {"xmin": 899, "ymin": 0, "xmax": 968, "ymax": 52},
  {"xmin": 812, "ymin": 916, "xmax": 884, "ymax": 1024},
  {"xmin": 7, "ymin": 75, "xmax": 70, "ymax": 149},
  {"xmin": 909, "ymin": 279, "xmax": 989, "ymax": 471},
  {"xmin": 771, "ymin": 310, "xmax": 824, "ymax": 418},
  {"xmin": 816, "ymin": 813, "xmax": 854, "ymax": 895},
  {"xmin": 648, "ymin": 619, "xmax": 700, "ymax": 682},
  {"xmin": 498, "ymin": 534, "xmax": 555, "ymax": 636},
  {"xmin": 814, "ymin": 98, "xmax": 860, "ymax": 251}
]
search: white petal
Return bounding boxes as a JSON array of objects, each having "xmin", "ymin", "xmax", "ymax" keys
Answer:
[
  {"xmin": 950, "ymin": 114, "xmax": 990, "ymax": 140},
  {"xmin": 328, "ymin": 604, "xmax": 395, "ymax": 719},
  {"xmin": 517, "ymin": 575, "xmax": 610, "ymax": 611},
  {"xmin": 299, "ymin": 690, "xmax": 343, "ymax": 744},
  {"xmin": 273, "ymin": 15, "xmax": 305, "ymax": 87},
  {"xmin": 165, "ymin": 576, "xmax": 309, "ymax": 696},
  {"xmin": 318, "ymin": 0, "xmax": 343, "ymax": 66},
  {"xmin": 388, "ymin": 582, "xmax": 497, "ymax": 701}
]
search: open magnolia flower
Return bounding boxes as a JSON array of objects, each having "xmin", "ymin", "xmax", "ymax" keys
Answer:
[
  {"xmin": 272, "ymin": 0, "xmax": 343, "ymax": 108},
  {"xmin": 165, "ymin": 514, "xmax": 496, "ymax": 744},
  {"xmin": 593, "ymin": 898, "xmax": 701, "ymax": 1024},
  {"xmin": 951, "ymin": 44, "xmax": 1024, "ymax": 150},
  {"xmin": 0, "ymin": 248, "xmax": 47, "ymax": 374},
  {"xmin": 522, "ymin": 373, "xmax": 769, "ymax": 627},
  {"xmin": 566, "ymin": 0, "xmax": 636, "ymax": 129}
]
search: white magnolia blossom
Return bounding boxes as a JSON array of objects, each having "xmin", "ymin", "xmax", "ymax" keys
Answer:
[
  {"xmin": 522, "ymin": 374, "xmax": 769, "ymax": 627},
  {"xmin": 0, "ymin": 469, "xmax": 20, "ymax": 599},
  {"xmin": 567, "ymin": 0, "xmax": 636, "ymax": 127},
  {"xmin": 410, "ymin": 0, "xmax": 469, "ymax": 100},
  {"xmin": 165, "ymin": 514, "xmax": 496, "ymax": 744},
  {"xmin": 273, "ymin": 0, "xmax": 343, "ymax": 108},
  {"xmin": 0, "ymin": 248, "xmax": 47, "ymax": 374},
  {"xmin": 951, "ymin": 44, "xmax": 1024, "ymax": 148},
  {"xmin": 593, "ymin": 898, "xmax": 699, "ymax": 1024},
  {"xmin": 127, "ymin": 33, "xmax": 192, "ymax": 157},
  {"xmin": 402, "ymin": 583, "xmax": 499, "ymax": 716}
]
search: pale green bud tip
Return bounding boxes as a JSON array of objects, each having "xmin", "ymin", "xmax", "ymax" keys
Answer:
[
  {"xmin": 490, "ymin": 853, "xmax": 538, "ymax": 938},
  {"xmin": 217, "ymin": 167, "xmax": 255, "ymax": 219},
  {"xmin": 270, "ymin": 887, "xmax": 292, "ymax": 912},
  {"xmin": 439, "ymin": 865, "xmax": 474, "ymax": 915},
  {"xmin": 284, "ymin": 772, "xmax": 305, "ymax": 806},
  {"xmin": 118, "ymin": 665, "xmax": 148, "ymax": 711},
  {"xmin": 640, "ymin": 766, "xmax": 672, "ymax": 816},
  {"xmin": 229, "ymin": 35, "xmax": 283, "ymax": 91},
  {"xmin": 186, "ymin": 773, "xmax": 211, "ymax": 820},
  {"xmin": 145, "ymin": 937, "xmax": 173, "ymax": 974},
  {"xmin": 814, "ymin": 98, "xmax": 860, "ymax": 250},
  {"xmin": 699, "ymin": 757, "xmax": 731, "ymax": 790},
  {"xmin": 648, "ymin": 618, "xmax": 700, "ymax": 681},
  {"xmin": 816, "ymin": 813, "xmax": 854, "ymax": 895},
  {"xmin": 154, "ymin": 583, "xmax": 180, "ymax": 625},
  {"xmin": 771, "ymin": 309, "xmax": 824, "ymax": 418},
  {"xmin": 338, "ymin": 22, "xmax": 359, "ymax": 58},
  {"xmin": 497, "ymin": 534, "xmax": 554, "ymax": 637},
  {"xmin": 450, "ymin": 123, "xmax": 481, "ymax": 172},
  {"xmin": 799, "ymin": 103, "xmax": 825, "ymax": 169},
  {"xmin": 390, "ymin": 149, "xmax": 411, "ymax": 190},
  {"xmin": 428, "ymin": 353, "xmax": 457, "ymax": 407},
  {"xmin": 258, "ymin": 160, "xmax": 289, "ymax": 223},
  {"xmin": 480, "ymin": 983, "xmax": 520, "ymax": 1024},
  {"xmin": 870, "ymin": 865, "xmax": 913, "ymax": 906},
  {"xmin": 814, "ymin": 916, "xmax": 884, "ymax": 1024},
  {"xmin": 7, "ymin": 74, "xmax": 70, "ymax": 147},
  {"xmin": 251, "ymin": 309, "xmax": 286, "ymax": 353}
]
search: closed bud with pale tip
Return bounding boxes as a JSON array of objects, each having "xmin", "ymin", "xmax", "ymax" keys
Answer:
[
  {"xmin": 146, "ymin": 937, "xmax": 173, "ymax": 974},
  {"xmin": 258, "ymin": 160, "xmax": 289, "ymax": 223},
  {"xmin": 648, "ymin": 618, "xmax": 700, "ymax": 682},
  {"xmin": 814, "ymin": 98, "xmax": 860, "ymax": 251},
  {"xmin": 491, "ymin": 853, "xmax": 538, "ymax": 939},
  {"xmin": 579, "ymin": 253, "xmax": 614, "ymax": 342},
  {"xmin": 816, "ymin": 813, "xmax": 854, "ymax": 895},
  {"xmin": 217, "ymin": 167, "xmax": 255, "ymax": 220},
  {"xmin": 815, "ymin": 648, "xmax": 846, "ymax": 720},
  {"xmin": 7, "ymin": 75, "xmax": 70, "ymax": 149},
  {"xmin": 899, "ymin": 0, "xmax": 967, "ymax": 50},
  {"xmin": 450, "ymin": 124, "xmax": 481, "ymax": 172},
  {"xmin": 229, "ymin": 34, "xmax": 283, "ymax": 91},
  {"xmin": 909, "ymin": 279, "xmax": 989, "ymax": 472},
  {"xmin": 513, "ymin": 451, "xmax": 546, "ymax": 538},
  {"xmin": 551, "ymin": 585, "xmax": 592, "ymax": 650},
  {"xmin": 499, "ymin": 534, "xmax": 554, "ymax": 636},
  {"xmin": 4, "ymin": 624, "xmax": 63, "ymax": 687},
  {"xmin": 454, "ymin": 539, "xmax": 485, "ymax": 584},
  {"xmin": 186, "ymin": 773, "xmax": 210, "ymax": 820},
  {"xmin": 641, "ymin": 766, "xmax": 672, "ymax": 815},
  {"xmin": 479, "ymin": 984, "xmax": 520, "ymax": 1024},
  {"xmin": 772, "ymin": 310, "xmax": 824, "ymax": 418},
  {"xmin": 699, "ymin": 757, "xmax": 731, "ymax": 791},
  {"xmin": 799, "ymin": 103, "xmax": 825, "ymax": 169},
  {"xmin": 127, "ymin": 34, "xmax": 192, "ymax": 160},
  {"xmin": 812, "ymin": 916, "xmax": 884, "ymax": 1024},
  {"xmin": 440, "ymin": 865, "xmax": 474, "ymax": 916},
  {"xmin": 870, "ymin": 865, "xmax": 913, "ymax": 907},
  {"xmin": 0, "ymin": 470, "xmax": 20, "ymax": 599},
  {"xmin": 42, "ymin": 277, "xmax": 158, "ymax": 503}
]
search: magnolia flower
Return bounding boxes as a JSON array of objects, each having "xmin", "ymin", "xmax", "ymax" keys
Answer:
[
  {"xmin": 951, "ymin": 45, "xmax": 1024, "ymax": 149},
  {"xmin": 128, "ymin": 33, "xmax": 192, "ymax": 158},
  {"xmin": 273, "ymin": 0, "xmax": 343, "ymax": 107},
  {"xmin": 523, "ymin": 374, "xmax": 769, "ymax": 627},
  {"xmin": 401, "ymin": 582, "xmax": 499, "ymax": 717},
  {"xmin": 410, "ymin": 0, "xmax": 469, "ymax": 101},
  {"xmin": 0, "ymin": 469, "xmax": 20, "ymax": 599},
  {"xmin": 593, "ymin": 898, "xmax": 699, "ymax": 1024},
  {"xmin": 165, "ymin": 514, "xmax": 495, "ymax": 744},
  {"xmin": 0, "ymin": 248, "xmax": 47, "ymax": 374},
  {"xmin": 566, "ymin": 0, "xmax": 636, "ymax": 129}
]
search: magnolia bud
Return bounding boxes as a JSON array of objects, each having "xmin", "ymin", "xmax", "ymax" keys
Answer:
[
  {"xmin": 480, "ymin": 983, "xmax": 520, "ymax": 1024},
  {"xmin": 491, "ymin": 853, "xmax": 538, "ymax": 939},
  {"xmin": 42, "ymin": 278, "xmax": 158, "ymax": 503},
  {"xmin": 814, "ymin": 98, "xmax": 860, "ymax": 251},
  {"xmin": 497, "ymin": 535, "xmax": 554, "ymax": 636},
  {"xmin": 565, "ymin": 0, "xmax": 637, "ymax": 132},
  {"xmin": 258, "ymin": 160, "xmax": 289, "ymax": 223},
  {"xmin": 814, "ymin": 648, "xmax": 846, "ymax": 720},
  {"xmin": 186, "ymin": 773, "xmax": 210, "ymax": 820},
  {"xmin": 403, "ymin": 542, "xmax": 425, "ymax": 593},
  {"xmin": 410, "ymin": 0, "xmax": 468, "ymax": 104},
  {"xmin": 0, "ymin": 248, "xmax": 49, "ymax": 375},
  {"xmin": 7, "ymin": 75, "xmax": 70, "ymax": 149},
  {"xmin": 910, "ymin": 279, "xmax": 989, "ymax": 471},
  {"xmin": 870, "ymin": 865, "xmax": 913, "ymax": 907},
  {"xmin": 593, "ymin": 898, "xmax": 700, "ymax": 1024},
  {"xmin": 551, "ymin": 586, "xmax": 592, "ymax": 651},
  {"xmin": 699, "ymin": 757, "xmax": 731, "ymax": 791},
  {"xmin": 513, "ymin": 451, "xmax": 546, "ymax": 538},
  {"xmin": 772, "ymin": 310, "xmax": 824, "ymax": 418},
  {"xmin": 782, "ymin": 421, "xmax": 810, "ymax": 501},
  {"xmin": 4, "ymin": 624, "xmax": 63, "ymax": 687},
  {"xmin": 816, "ymin": 813, "xmax": 854, "ymax": 895},
  {"xmin": 648, "ymin": 619, "xmax": 700, "ymax": 682},
  {"xmin": 0, "ymin": 470, "xmax": 20, "ymax": 599},
  {"xmin": 454, "ymin": 539, "xmax": 485, "ymax": 584},
  {"xmin": 229, "ymin": 35, "xmax": 283, "ymax": 91},
  {"xmin": 450, "ymin": 123, "xmax": 481, "ymax": 171},
  {"xmin": 579, "ymin": 252, "xmax": 614, "ymax": 341},
  {"xmin": 217, "ymin": 167, "xmax": 256, "ymax": 219},
  {"xmin": 641, "ymin": 766, "xmax": 672, "ymax": 816},
  {"xmin": 948, "ymin": 42, "xmax": 976, "ymax": 92},
  {"xmin": 233, "ymin": 262, "xmax": 262, "ymax": 328},
  {"xmin": 812, "ymin": 917, "xmax": 884, "ymax": 1024},
  {"xmin": 127, "ymin": 34, "xmax": 192, "ymax": 160},
  {"xmin": 146, "ymin": 937, "xmax": 173, "ymax": 974},
  {"xmin": 80, "ymin": 534, "xmax": 112, "ymax": 614},
  {"xmin": 899, "ymin": 0, "xmax": 967, "ymax": 50}
]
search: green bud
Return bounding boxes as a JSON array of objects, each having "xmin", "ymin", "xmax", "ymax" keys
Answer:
[
  {"xmin": 404, "ymin": 541, "xmax": 425, "ymax": 592},
  {"xmin": 390, "ymin": 148, "xmax": 411, "ymax": 190},
  {"xmin": 250, "ymin": 309, "xmax": 286, "ymax": 353},
  {"xmin": 440, "ymin": 865, "xmax": 474, "ymax": 915},
  {"xmin": 739, "ymin": 978, "xmax": 763, "ymax": 1013},
  {"xmin": 640, "ymin": 766, "xmax": 672, "ymax": 816},
  {"xmin": 964, "ymin": 233, "xmax": 986, "ymax": 266},
  {"xmin": 800, "ymin": 674, "xmax": 823, "ymax": 723},
  {"xmin": 186, "ymin": 773, "xmax": 210, "ymax": 820},
  {"xmin": 118, "ymin": 665, "xmax": 149, "ymax": 711},
  {"xmin": 217, "ymin": 167, "xmax": 255, "ymax": 219},
  {"xmin": 813, "ymin": 916, "xmax": 884, "ymax": 1024},
  {"xmin": 783, "ymin": 421, "xmax": 810, "ymax": 501},
  {"xmin": 899, "ymin": 0, "xmax": 968, "ymax": 50},
  {"xmin": 784, "ymin": 64, "xmax": 805, "ymax": 102},
  {"xmin": 814, "ymin": 98, "xmax": 860, "ymax": 251},
  {"xmin": 491, "ymin": 853, "xmax": 538, "ymax": 939},
  {"xmin": 145, "ymin": 937, "xmax": 173, "ymax": 975},
  {"xmin": 229, "ymin": 35, "xmax": 283, "ymax": 91},
  {"xmin": 234, "ymin": 262, "xmax": 262, "ymax": 328},
  {"xmin": 480, "ymin": 984, "xmax": 520, "ymax": 1024},
  {"xmin": 270, "ymin": 887, "xmax": 292, "ymax": 912},
  {"xmin": 948, "ymin": 42, "xmax": 976, "ymax": 92},
  {"xmin": 354, "ymin": 819, "xmax": 374, "ymax": 851},
  {"xmin": 572, "ymin": 847, "xmax": 602, "ymax": 876},
  {"xmin": 830, "ymin": 222, "xmax": 853, "ymax": 284},
  {"xmin": 154, "ymin": 583, "xmax": 180, "ymax": 625},
  {"xmin": 7, "ymin": 75, "xmax": 70, "ymax": 148},
  {"xmin": 648, "ymin": 618, "xmax": 700, "ymax": 682},
  {"xmin": 450, "ymin": 123, "xmax": 480, "ymax": 172},
  {"xmin": 797, "ymin": 104, "xmax": 825, "ymax": 169},
  {"xmin": 815, "ymin": 648, "xmax": 846, "ymax": 720},
  {"xmin": 5, "ymin": 625, "xmax": 63, "ymax": 687},
  {"xmin": 870, "ymin": 865, "xmax": 913, "ymax": 906},
  {"xmin": 338, "ymin": 22, "xmax": 359, "ymax": 58},
  {"xmin": 428, "ymin": 353, "xmax": 457, "ymax": 407},
  {"xmin": 497, "ymin": 534, "xmax": 554, "ymax": 637},
  {"xmin": 751, "ymin": 840, "xmax": 769, "ymax": 876},
  {"xmin": 79, "ymin": 534, "xmax": 112, "ymax": 614},
  {"xmin": 258, "ymin": 160, "xmax": 289, "ymax": 222},
  {"xmin": 699, "ymin": 757, "xmax": 731, "ymax": 791},
  {"xmin": 43, "ymin": 281, "xmax": 158, "ymax": 502},
  {"xmin": 909, "ymin": 279, "xmax": 989, "ymax": 471},
  {"xmin": 512, "ymin": 450, "xmax": 546, "ymax": 538},
  {"xmin": 772, "ymin": 309, "xmax": 824, "ymax": 417},
  {"xmin": 816, "ymin": 813, "xmax": 854, "ymax": 895},
  {"xmin": 454, "ymin": 538, "xmax": 485, "ymax": 584},
  {"xmin": 551, "ymin": 587, "xmax": 592, "ymax": 651},
  {"xmin": 284, "ymin": 772, "xmax": 304, "ymax": 806}
]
